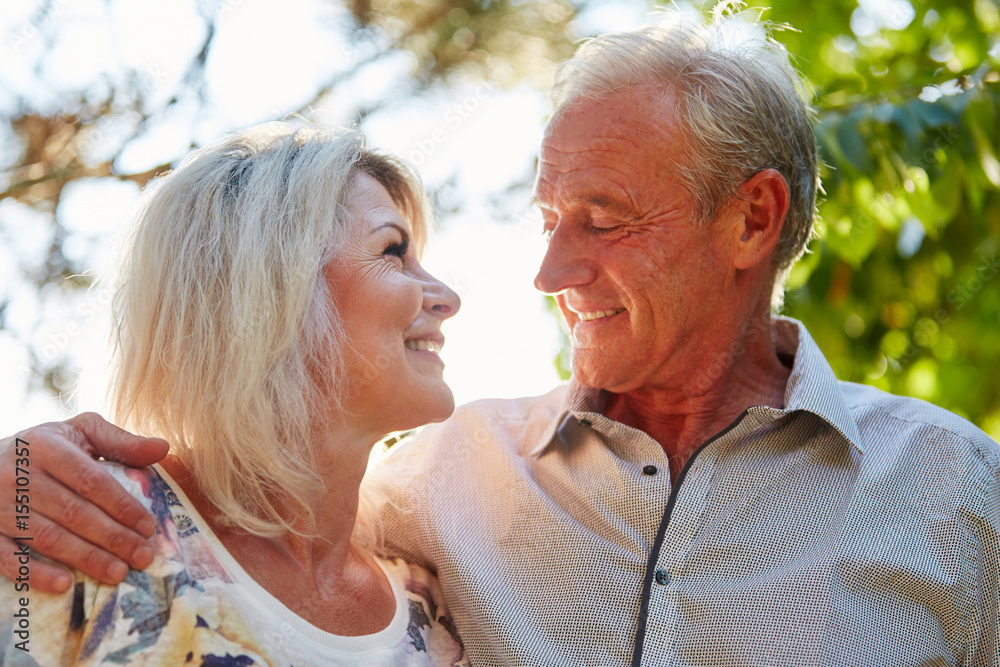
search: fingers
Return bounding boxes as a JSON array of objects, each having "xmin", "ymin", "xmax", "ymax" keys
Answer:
[
  {"xmin": 52, "ymin": 440, "xmax": 158, "ymax": 539},
  {"xmin": 28, "ymin": 462, "xmax": 155, "ymax": 571},
  {"xmin": 65, "ymin": 412, "xmax": 169, "ymax": 466},
  {"xmin": 17, "ymin": 414, "xmax": 162, "ymax": 538},
  {"xmin": 0, "ymin": 416, "xmax": 161, "ymax": 585},
  {"xmin": 0, "ymin": 534, "xmax": 73, "ymax": 595},
  {"xmin": 0, "ymin": 505, "xmax": 138, "ymax": 592},
  {"xmin": 31, "ymin": 511, "xmax": 138, "ymax": 585}
]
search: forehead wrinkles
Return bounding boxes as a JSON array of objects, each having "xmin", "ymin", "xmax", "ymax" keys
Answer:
[
  {"xmin": 539, "ymin": 95, "xmax": 685, "ymax": 193},
  {"xmin": 537, "ymin": 142, "xmax": 673, "ymax": 222},
  {"xmin": 535, "ymin": 160, "xmax": 637, "ymax": 216},
  {"xmin": 541, "ymin": 113, "xmax": 654, "ymax": 161}
]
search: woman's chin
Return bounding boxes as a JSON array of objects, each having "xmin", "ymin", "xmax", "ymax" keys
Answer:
[
  {"xmin": 429, "ymin": 394, "xmax": 457, "ymax": 424},
  {"xmin": 384, "ymin": 386, "xmax": 455, "ymax": 434},
  {"xmin": 416, "ymin": 388, "xmax": 456, "ymax": 426}
]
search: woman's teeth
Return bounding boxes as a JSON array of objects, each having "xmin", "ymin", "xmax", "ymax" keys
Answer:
[
  {"xmin": 405, "ymin": 339, "xmax": 442, "ymax": 353},
  {"xmin": 578, "ymin": 308, "xmax": 625, "ymax": 322}
]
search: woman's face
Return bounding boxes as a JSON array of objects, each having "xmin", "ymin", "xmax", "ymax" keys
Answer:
[{"xmin": 325, "ymin": 172, "xmax": 460, "ymax": 437}]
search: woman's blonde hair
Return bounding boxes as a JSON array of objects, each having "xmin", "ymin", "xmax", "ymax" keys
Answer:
[{"xmin": 109, "ymin": 122, "xmax": 429, "ymax": 538}]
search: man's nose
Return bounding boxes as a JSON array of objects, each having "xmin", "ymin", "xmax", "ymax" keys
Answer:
[{"xmin": 533, "ymin": 225, "xmax": 597, "ymax": 294}]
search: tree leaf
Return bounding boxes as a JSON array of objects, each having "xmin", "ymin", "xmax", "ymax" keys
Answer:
[{"xmin": 837, "ymin": 110, "xmax": 875, "ymax": 173}]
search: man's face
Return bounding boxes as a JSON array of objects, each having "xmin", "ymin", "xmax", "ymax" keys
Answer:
[{"xmin": 533, "ymin": 86, "xmax": 740, "ymax": 395}]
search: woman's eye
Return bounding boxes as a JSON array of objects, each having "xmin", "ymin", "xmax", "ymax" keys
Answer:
[{"xmin": 384, "ymin": 239, "xmax": 408, "ymax": 260}]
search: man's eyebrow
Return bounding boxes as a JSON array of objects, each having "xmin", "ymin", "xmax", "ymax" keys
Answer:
[
  {"xmin": 585, "ymin": 195, "xmax": 633, "ymax": 216},
  {"xmin": 530, "ymin": 194, "xmax": 632, "ymax": 215}
]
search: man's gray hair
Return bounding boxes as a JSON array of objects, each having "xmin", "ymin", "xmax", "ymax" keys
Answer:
[{"xmin": 550, "ymin": 6, "xmax": 818, "ymax": 308}]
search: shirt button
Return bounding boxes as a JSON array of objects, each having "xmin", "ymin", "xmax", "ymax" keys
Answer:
[
  {"xmin": 654, "ymin": 569, "xmax": 670, "ymax": 585},
  {"xmin": 642, "ymin": 465, "xmax": 658, "ymax": 476}
]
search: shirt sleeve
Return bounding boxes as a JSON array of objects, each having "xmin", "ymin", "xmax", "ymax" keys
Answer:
[
  {"xmin": 964, "ymin": 435, "xmax": 1000, "ymax": 666},
  {"xmin": 365, "ymin": 427, "xmax": 441, "ymax": 570}
]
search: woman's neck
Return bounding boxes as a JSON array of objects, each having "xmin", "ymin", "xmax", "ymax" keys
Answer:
[
  {"xmin": 158, "ymin": 431, "xmax": 396, "ymax": 635},
  {"xmin": 159, "ymin": 434, "xmax": 368, "ymax": 568}
]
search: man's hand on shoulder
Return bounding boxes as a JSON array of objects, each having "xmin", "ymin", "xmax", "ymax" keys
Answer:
[{"xmin": 0, "ymin": 412, "xmax": 168, "ymax": 593}]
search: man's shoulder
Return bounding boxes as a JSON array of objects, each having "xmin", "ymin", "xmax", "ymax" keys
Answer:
[
  {"xmin": 839, "ymin": 379, "xmax": 999, "ymax": 472},
  {"xmin": 451, "ymin": 384, "xmax": 568, "ymax": 425},
  {"xmin": 381, "ymin": 384, "xmax": 568, "ymax": 465},
  {"xmin": 414, "ymin": 384, "xmax": 566, "ymax": 439}
]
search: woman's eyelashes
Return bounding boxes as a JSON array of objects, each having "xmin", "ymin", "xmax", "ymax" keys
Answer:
[{"xmin": 384, "ymin": 237, "xmax": 409, "ymax": 261}]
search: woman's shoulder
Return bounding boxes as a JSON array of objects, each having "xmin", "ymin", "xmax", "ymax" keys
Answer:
[
  {"xmin": 101, "ymin": 461, "xmax": 184, "ymax": 525},
  {"xmin": 96, "ymin": 462, "xmax": 226, "ymax": 573},
  {"xmin": 0, "ymin": 462, "xmax": 254, "ymax": 665},
  {"xmin": 377, "ymin": 557, "xmax": 470, "ymax": 666}
]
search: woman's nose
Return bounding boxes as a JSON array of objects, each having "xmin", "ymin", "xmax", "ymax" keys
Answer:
[{"xmin": 423, "ymin": 273, "xmax": 461, "ymax": 319}]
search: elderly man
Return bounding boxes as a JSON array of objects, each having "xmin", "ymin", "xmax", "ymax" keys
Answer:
[{"xmin": 3, "ymin": 9, "xmax": 998, "ymax": 666}]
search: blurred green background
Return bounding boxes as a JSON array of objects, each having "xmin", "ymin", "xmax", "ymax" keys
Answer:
[{"xmin": 766, "ymin": 0, "xmax": 1000, "ymax": 437}]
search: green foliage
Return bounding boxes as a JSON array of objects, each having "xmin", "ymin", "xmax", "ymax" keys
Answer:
[{"xmin": 734, "ymin": 0, "xmax": 1000, "ymax": 437}]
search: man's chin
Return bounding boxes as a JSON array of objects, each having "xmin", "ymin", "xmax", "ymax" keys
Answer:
[{"xmin": 570, "ymin": 359, "xmax": 634, "ymax": 393}]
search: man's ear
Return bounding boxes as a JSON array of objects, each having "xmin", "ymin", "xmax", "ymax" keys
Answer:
[{"xmin": 730, "ymin": 168, "xmax": 790, "ymax": 271}]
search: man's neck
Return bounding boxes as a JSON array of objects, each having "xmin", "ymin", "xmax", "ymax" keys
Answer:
[{"xmin": 604, "ymin": 319, "xmax": 792, "ymax": 482}]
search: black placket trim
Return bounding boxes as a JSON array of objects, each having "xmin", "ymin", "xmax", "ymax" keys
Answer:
[{"xmin": 629, "ymin": 408, "xmax": 752, "ymax": 667}]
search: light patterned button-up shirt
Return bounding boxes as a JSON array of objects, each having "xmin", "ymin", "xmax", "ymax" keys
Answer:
[{"xmin": 370, "ymin": 317, "xmax": 999, "ymax": 666}]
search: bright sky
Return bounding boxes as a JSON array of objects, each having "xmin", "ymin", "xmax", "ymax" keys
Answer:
[{"xmin": 0, "ymin": 0, "xmax": 652, "ymax": 435}]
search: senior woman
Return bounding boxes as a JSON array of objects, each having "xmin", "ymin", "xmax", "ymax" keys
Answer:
[{"xmin": 0, "ymin": 123, "xmax": 468, "ymax": 665}]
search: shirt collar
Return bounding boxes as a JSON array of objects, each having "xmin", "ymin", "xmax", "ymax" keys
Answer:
[
  {"xmin": 531, "ymin": 316, "xmax": 864, "ymax": 456},
  {"xmin": 531, "ymin": 381, "xmax": 605, "ymax": 457},
  {"xmin": 774, "ymin": 316, "xmax": 864, "ymax": 453}
]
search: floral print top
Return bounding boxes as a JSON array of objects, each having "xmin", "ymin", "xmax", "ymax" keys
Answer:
[{"xmin": 0, "ymin": 463, "xmax": 468, "ymax": 666}]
